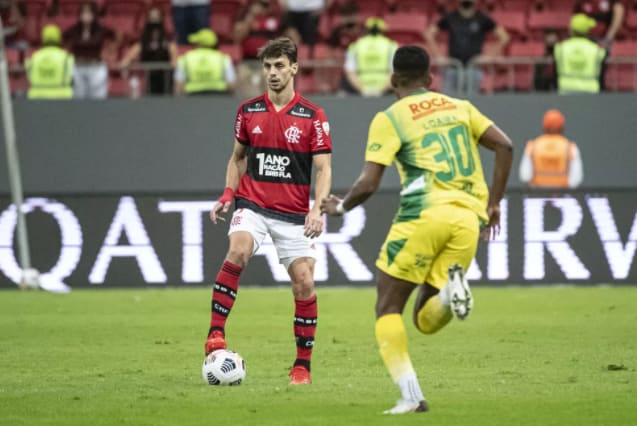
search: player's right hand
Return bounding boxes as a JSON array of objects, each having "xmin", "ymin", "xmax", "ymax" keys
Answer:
[
  {"xmin": 481, "ymin": 204, "xmax": 501, "ymax": 240},
  {"xmin": 210, "ymin": 188, "xmax": 235, "ymax": 224},
  {"xmin": 209, "ymin": 201, "xmax": 232, "ymax": 224}
]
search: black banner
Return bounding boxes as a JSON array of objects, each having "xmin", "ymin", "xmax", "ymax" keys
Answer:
[{"xmin": 1, "ymin": 190, "xmax": 636, "ymax": 290}]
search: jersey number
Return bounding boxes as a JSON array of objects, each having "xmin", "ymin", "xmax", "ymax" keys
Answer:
[{"xmin": 421, "ymin": 125, "xmax": 475, "ymax": 182}]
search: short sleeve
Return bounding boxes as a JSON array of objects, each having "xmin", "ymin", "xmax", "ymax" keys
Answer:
[
  {"xmin": 482, "ymin": 13, "xmax": 496, "ymax": 33},
  {"xmin": 437, "ymin": 14, "xmax": 449, "ymax": 30},
  {"xmin": 465, "ymin": 101, "xmax": 494, "ymax": 143},
  {"xmin": 311, "ymin": 108, "xmax": 333, "ymax": 155},
  {"xmin": 174, "ymin": 57, "xmax": 186, "ymax": 83},
  {"xmin": 234, "ymin": 106, "xmax": 249, "ymax": 145},
  {"xmin": 365, "ymin": 112, "xmax": 401, "ymax": 166}
]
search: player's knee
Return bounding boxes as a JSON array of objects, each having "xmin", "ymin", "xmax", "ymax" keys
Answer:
[
  {"xmin": 226, "ymin": 247, "xmax": 251, "ymax": 268},
  {"xmin": 291, "ymin": 274, "xmax": 314, "ymax": 299}
]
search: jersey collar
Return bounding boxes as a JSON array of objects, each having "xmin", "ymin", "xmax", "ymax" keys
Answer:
[{"xmin": 264, "ymin": 91, "xmax": 300, "ymax": 114}]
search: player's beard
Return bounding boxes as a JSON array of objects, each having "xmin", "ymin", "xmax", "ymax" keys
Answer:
[{"xmin": 268, "ymin": 76, "xmax": 292, "ymax": 93}]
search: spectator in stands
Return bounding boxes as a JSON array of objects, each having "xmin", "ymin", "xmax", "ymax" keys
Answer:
[
  {"xmin": 574, "ymin": 0, "xmax": 625, "ymax": 89},
  {"xmin": 326, "ymin": 0, "xmax": 362, "ymax": 53},
  {"xmin": 63, "ymin": 1, "xmax": 117, "ymax": 99},
  {"xmin": 575, "ymin": 0, "xmax": 625, "ymax": 49},
  {"xmin": 171, "ymin": 0, "xmax": 210, "ymax": 45},
  {"xmin": 119, "ymin": 6, "xmax": 178, "ymax": 95},
  {"xmin": 279, "ymin": 0, "xmax": 333, "ymax": 46},
  {"xmin": 343, "ymin": 17, "xmax": 397, "ymax": 96},
  {"xmin": 519, "ymin": 109, "xmax": 583, "ymax": 189},
  {"xmin": 234, "ymin": 0, "xmax": 286, "ymax": 60},
  {"xmin": 534, "ymin": 29, "xmax": 559, "ymax": 91},
  {"xmin": 26, "ymin": 25, "xmax": 75, "ymax": 99},
  {"xmin": 554, "ymin": 14, "xmax": 606, "ymax": 94},
  {"xmin": 1, "ymin": 0, "xmax": 26, "ymax": 48},
  {"xmin": 234, "ymin": 0, "xmax": 287, "ymax": 98},
  {"xmin": 425, "ymin": 0, "xmax": 509, "ymax": 94},
  {"xmin": 174, "ymin": 29, "xmax": 236, "ymax": 95}
]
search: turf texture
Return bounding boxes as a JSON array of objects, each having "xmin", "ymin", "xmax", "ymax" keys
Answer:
[{"xmin": 0, "ymin": 287, "xmax": 636, "ymax": 426}]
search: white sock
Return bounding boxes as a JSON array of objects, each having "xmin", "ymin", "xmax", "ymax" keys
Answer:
[{"xmin": 397, "ymin": 372, "xmax": 425, "ymax": 402}]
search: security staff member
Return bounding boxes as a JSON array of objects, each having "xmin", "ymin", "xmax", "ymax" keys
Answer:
[
  {"xmin": 519, "ymin": 109, "xmax": 583, "ymax": 188},
  {"xmin": 25, "ymin": 25, "xmax": 75, "ymax": 99},
  {"xmin": 343, "ymin": 17, "xmax": 397, "ymax": 96},
  {"xmin": 174, "ymin": 29, "xmax": 236, "ymax": 95},
  {"xmin": 554, "ymin": 13, "xmax": 606, "ymax": 94}
]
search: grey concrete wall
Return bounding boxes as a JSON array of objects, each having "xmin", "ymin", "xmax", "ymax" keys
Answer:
[{"xmin": 1, "ymin": 94, "xmax": 636, "ymax": 194}]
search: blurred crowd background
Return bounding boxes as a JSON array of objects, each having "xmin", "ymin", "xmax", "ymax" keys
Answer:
[{"xmin": 2, "ymin": 0, "xmax": 636, "ymax": 98}]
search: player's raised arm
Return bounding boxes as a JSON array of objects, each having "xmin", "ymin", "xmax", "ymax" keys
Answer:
[
  {"xmin": 478, "ymin": 124, "xmax": 513, "ymax": 239},
  {"xmin": 210, "ymin": 140, "xmax": 248, "ymax": 224}
]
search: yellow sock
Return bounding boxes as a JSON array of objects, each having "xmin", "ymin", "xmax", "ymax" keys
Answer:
[
  {"xmin": 375, "ymin": 314, "xmax": 415, "ymax": 383},
  {"xmin": 416, "ymin": 295, "xmax": 452, "ymax": 335}
]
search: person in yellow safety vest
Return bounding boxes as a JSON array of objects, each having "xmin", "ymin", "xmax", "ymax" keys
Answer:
[
  {"xmin": 174, "ymin": 29, "xmax": 236, "ymax": 95},
  {"xmin": 343, "ymin": 17, "xmax": 397, "ymax": 96},
  {"xmin": 519, "ymin": 109, "xmax": 583, "ymax": 189},
  {"xmin": 25, "ymin": 24, "xmax": 75, "ymax": 99},
  {"xmin": 554, "ymin": 13, "xmax": 606, "ymax": 94}
]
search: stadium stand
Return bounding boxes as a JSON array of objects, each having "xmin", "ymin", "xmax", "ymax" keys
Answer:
[{"xmin": 6, "ymin": 0, "xmax": 637, "ymax": 96}]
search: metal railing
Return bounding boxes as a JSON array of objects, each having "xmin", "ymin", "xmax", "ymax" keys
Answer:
[{"xmin": 6, "ymin": 55, "xmax": 637, "ymax": 97}]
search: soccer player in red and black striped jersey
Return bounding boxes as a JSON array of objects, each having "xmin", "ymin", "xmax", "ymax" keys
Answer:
[{"xmin": 206, "ymin": 37, "xmax": 332, "ymax": 385}]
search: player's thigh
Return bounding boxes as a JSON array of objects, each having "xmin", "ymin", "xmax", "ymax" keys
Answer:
[
  {"xmin": 426, "ymin": 207, "xmax": 480, "ymax": 289},
  {"xmin": 375, "ymin": 212, "xmax": 451, "ymax": 286},
  {"xmin": 268, "ymin": 218, "xmax": 316, "ymax": 270},
  {"xmin": 227, "ymin": 208, "xmax": 268, "ymax": 259},
  {"xmin": 376, "ymin": 269, "xmax": 417, "ymax": 318}
]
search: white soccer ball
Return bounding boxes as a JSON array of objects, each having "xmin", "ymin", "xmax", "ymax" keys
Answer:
[{"xmin": 202, "ymin": 350, "xmax": 246, "ymax": 386}]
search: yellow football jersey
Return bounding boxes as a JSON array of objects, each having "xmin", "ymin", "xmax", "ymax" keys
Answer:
[{"xmin": 365, "ymin": 89, "xmax": 493, "ymax": 223}]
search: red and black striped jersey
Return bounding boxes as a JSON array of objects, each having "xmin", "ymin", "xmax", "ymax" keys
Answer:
[{"xmin": 233, "ymin": 92, "xmax": 332, "ymax": 224}]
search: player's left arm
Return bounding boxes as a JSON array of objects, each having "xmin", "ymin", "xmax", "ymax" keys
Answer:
[
  {"xmin": 478, "ymin": 124, "xmax": 514, "ymax": 239},
  {"xmin": 305, "ymin": 153, "xmax": 332, "ymax": 238}
]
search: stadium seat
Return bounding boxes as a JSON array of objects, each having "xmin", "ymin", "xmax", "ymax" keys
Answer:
[
  {"xmin": 56, "ymin": 0, "xmax": 103, "ymax": 16},
  {"xmin": 499, "ymin": 0, "xmax": 531, "ymax": 12},
  {"xmin": 508, "ymin": 41, "xmax": 547, "ymax": 91},
  {"xmin": 384, "ymin": 12, "xmax": 427, "ymax": 45},
  {"xmin": 353, "ymin": 0, "xmax": 384, "ymax": 17},
  {"xmin": 605, "ymin": 41, "xmax": 637, "ymax": 91},
  {"xmin": 490, "ymin": 11, "xmax": 527, "ymax": 38},
  {"xmin": 103, "ymin": 0, "xmax": 145, "ymax": 17},
  {"xmin": 101, "ymin": 15, "xmax": 138, "ymax": 41},
  {"xmin": 385, "ymin": 0, "xmax": 438, "ymax": 15},
  {"xmin": 527, "ymin": 10, "xmax": 571, "ymax": 31},
  {"xmin": 626, "ymin": 9, "xmax": 637, "ymax": 37},
  {"xmin": 313, "ymin": 43, "xmax": 332, "ymax": 60},
  {"xmin": 22, "ymin": 0, "xmax": 50, "ymax": 19},
  {"xmin": 210, "ymin": 13, "xmax": 234, "ymax": 44},
  {"xmin": 219, "ymin": 43, "xmax": 243, "ymax": 63},
  {"xmin": 43, "ymin": 15, "xmax": 77, "ymax": 33},
  {"xmin": 211, "ymin": 0, "xmax": 243, "ymax": 18},
  {"xmin": 5, "ymin": 48, "xmax": 21, "ymax": 65},
  {"xmin": 21, "ymin": 16, "xmax": 43, "ymax": 44}
]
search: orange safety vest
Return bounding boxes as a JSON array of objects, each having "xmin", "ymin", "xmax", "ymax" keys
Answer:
[{"xmin": 525, "ymin": 134, "xmax": 576, "ymax": 188}]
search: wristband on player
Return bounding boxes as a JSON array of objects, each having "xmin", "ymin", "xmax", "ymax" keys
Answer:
[
  {"xmin": 219, "ymin": 187, "xmax": 235, "ymax": 204},
  {"xmin": 336, "ymin": 200, "xmax": 347, "ymax": 215}
]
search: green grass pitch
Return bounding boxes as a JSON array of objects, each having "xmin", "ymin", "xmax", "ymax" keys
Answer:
[{"xmin": 1, "ymin": 286, "xmax": 636, "ymax": 426}]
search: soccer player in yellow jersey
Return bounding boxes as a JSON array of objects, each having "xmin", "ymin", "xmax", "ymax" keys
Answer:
[{"xmin": 321, "ymin": 46, "xmax": 513, "ymax": 414}]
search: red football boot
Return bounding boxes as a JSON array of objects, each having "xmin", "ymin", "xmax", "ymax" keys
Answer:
[
  {"xmin": 204, "ymin": 330, "xmax": 227, "ymax": 355},
  {"xmin": 288, "ymin": 365, "xmax": 311, "ymax": 385}
]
